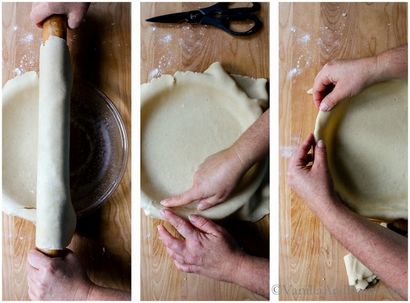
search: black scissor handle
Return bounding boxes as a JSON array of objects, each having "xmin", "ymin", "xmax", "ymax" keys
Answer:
[
  {"xmin": 200, "ymin": 2, "xmax": 261, "ymax": 16},
  {"xmin": 199, "ymin": 3, "xmax": 262, "ymax": 36},
  {"xmin": 201, "ymin": 14, "xmax": 262, "ymax": 36}
]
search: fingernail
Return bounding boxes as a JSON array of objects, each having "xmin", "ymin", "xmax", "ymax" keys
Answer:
[
  {"xmin": 160, "ymin": 200, "xmax": 168, "ymax": 206},
  {"xmin": 188, "ymin": 215, "xmax": 198, "ymax": 222},
  {"xmin": 319, "ymin": 103, "xmax": 329, "ymax": 111},
  {"xmin": 197, "ymin": 203, "xmax": 207, "ymax": 211},
  {"xmin": 317, "ymin": 140, "xmax": 325, "ymax": 148},
  {"xmin": 160, "ymin": 209, "xmax": 167, "ymax": 217}
]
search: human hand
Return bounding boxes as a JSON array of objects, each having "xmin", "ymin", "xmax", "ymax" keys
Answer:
[
  {"xmin": 287, "ymin": 134, "xmax": 339, "ymax": 213},
  {"xmin": 157, "ymin": 209, "xmax": 245, "ymax": 282},
  {"xmin": 26, "ymin": 249, "xmax": 93, "ymax": 300},
  {"xmin": 31, "ymin": 3, "xmax": 90, "ymax": 29},
  {"xmin": 161, "ymin": 147, "xmax": 246, "ymax": 210},
  {"xmin": 313, "ymin": 57, "xmax": 378, "ymax": 111}
]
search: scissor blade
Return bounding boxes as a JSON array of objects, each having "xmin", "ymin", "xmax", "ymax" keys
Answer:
[{"xmin": 146, "ymin": 11, "xmax": 197, "ymax": 24}]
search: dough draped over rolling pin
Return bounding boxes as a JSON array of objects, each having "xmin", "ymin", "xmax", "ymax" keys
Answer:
[{"xmin": 36, "ymin": 36, "xmax": 76, "ymax": 250}]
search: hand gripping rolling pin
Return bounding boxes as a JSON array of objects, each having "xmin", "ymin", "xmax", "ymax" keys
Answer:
[{"xmin": 36, "ymin": 15, "xmax": 76, "ymax": 257}]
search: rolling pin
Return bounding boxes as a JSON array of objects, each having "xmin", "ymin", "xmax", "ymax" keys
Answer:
[
  {"xmin": 42, "ymin": 15, "xmax": 67, "ymax": 43},
  {"xmin": 36, "ymin": 15, "xmax": 76, "ymax": 257}
]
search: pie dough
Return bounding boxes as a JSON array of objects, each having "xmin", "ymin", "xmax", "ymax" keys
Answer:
[
  {"xmin": 2, "ymin": 36, "xmax": 76, "ymax": 250},
  {"xmin": 3, "ymin": 72, "xmax": 39, "ymax": 222},
  {"xmin": 344, "ymin": 253, "xmax": 378, "ymax": 291},
  {"xmin": 314, "ymin": 80, "xmax": 408, "ymax": 221},
  {"xmin": 141, "ymin": 62, "xmax": 269, "ymax": 221}
]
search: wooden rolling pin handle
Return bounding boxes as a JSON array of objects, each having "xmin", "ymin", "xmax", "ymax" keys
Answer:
[
  {"xmin": 37, "ymin": 247, "xmax": 67, "ymax": 258},
  {"xmin": 42, "ymin": 14, "xmax": 67, "ymax": 43}
]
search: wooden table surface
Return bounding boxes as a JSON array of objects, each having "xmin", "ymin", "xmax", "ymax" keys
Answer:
[
  {"xmin": 2, "ymin": 3, "xmax": 131, "ymax": 300},
  {"xmin": 141, "ymin": 2, "xmax": 269, "ymax": 301},
  {"xmin": 279, "ymin": 3, "xmax": 407, "ymax": 300}
]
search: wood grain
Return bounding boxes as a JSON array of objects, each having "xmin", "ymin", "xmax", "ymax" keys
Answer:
[
  {"xmin": 141, "ymin": 2, "xmax": 269, "ymax": 301},
  {"xmin": 279, "ymin": 3, "xmax": 407, "ymax": 300},
  {"xmin": 2, "ymin": 3, "xmax": 131, "ymax": 300}
]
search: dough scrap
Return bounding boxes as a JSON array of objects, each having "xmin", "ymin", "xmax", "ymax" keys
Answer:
[
  {"xmin": 314, "ymin": 80, "xmax": 408, "ymax": 220},
  {"xmin": 141, "ymin": 62, "xmax": 269, "ymax": 221},
  {"xmin": 344, "ymin": 253, "xmax": 378, "ymax": 292}
]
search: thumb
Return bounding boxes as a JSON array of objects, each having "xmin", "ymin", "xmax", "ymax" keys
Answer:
[
  {"xmin": 30, "ymin": 3, "xmax": 52, "ymax": 28},
  {"xmin": 27, "ymin": 249, "xmax": 50, "ymax": 269},
  {"xmin": 319, "ymin": 87, "xmax": 346, "ymax": 111},
  {"xmin": 313, "ymin": 140, "xmax": 328, "ymax": 169},
  {"xmin": 160, "ymin": 187, "xmax": 199, "ymax": 208},
  {"xmin": 67, "ymin": 11, "xmax": 82, "ymax": 29}
]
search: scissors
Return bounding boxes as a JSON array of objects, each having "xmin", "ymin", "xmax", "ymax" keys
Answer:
[{"xmin": 146, "ymin": 2, "xmax": 263, "ymax": 36}]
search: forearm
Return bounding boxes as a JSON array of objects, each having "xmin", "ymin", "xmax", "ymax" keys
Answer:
[
  {"xmin": 314, "ymin": 198, "xmax": 407, "ymax": 299},
  {"xmin": 232, "ymin": 109, "xmax": 269, "ymax": 170},
  {"xmin": 373, "ymin": 45, "xmax": 408, "ymax": 83},
  {"xmin": 230, "ymin": 254, "xmax": 269, "ymax": 299},
  {"xmin": 88, "ymin": 284, "xmax": 131, "ymax": 301}
]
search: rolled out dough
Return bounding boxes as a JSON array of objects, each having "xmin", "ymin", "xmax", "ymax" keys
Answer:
[
  {"xmin": 141, "ymin": 62, "xmax": 269, "ymax": 221},
  {"xmin": 314, "ymin": 80, "xmax": 408, "ymax": 221},
  {"xmin": 2, "ymin": 36, "xmax": 76, "ymax": 250},
  {"xmin": 3, "ymin": 72, "xmax": 39, "ymax": 222}
]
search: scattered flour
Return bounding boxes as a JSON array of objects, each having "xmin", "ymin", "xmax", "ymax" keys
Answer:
[
  {"xmin": 147, "ymin": 23, "xmax": 205, "ymax": 82},
  {"xmin": 280, "ymin": 145, "xmax": 298, "ymax": 158},
  {"xmin": 287, "ymin": 25, "xmax": 315, "ymax": 79},
  {"xmin": 288, "ymin": 67, "xmax": 301, "ymax": 79},
  {"xmin": 161, "ymin": 34, "xmax": 172, "ymax": 43},
  {"xmin": 298, "ymin": 33, "xmax": 311, "ymax": 44},
  {"xmin": 20, "ymin": 33, "xmax": 33, "ymax": 44},
  {"xmin": 13, "ymin": 67, "xmax": 24, "ymax": 77},
  {"xmin": 148, "ymin": 68, "xmax": 161, "ymax": 80},
  {"xmin": 158, "ymin": 54, "xmax": 172, "ymax": 68},
  {"xmin": 178, "ymin": 24, "xmax": 206, "ymax": 53}
]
